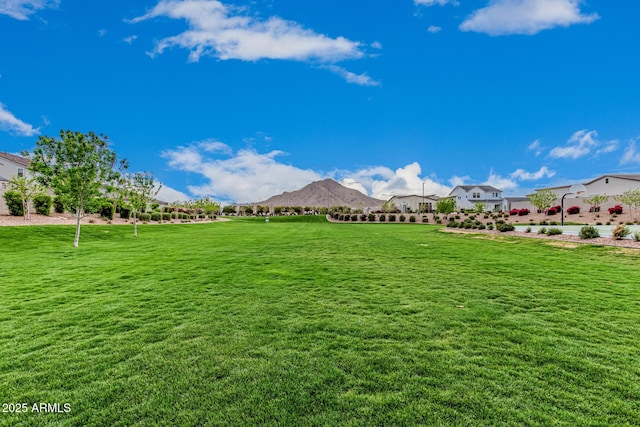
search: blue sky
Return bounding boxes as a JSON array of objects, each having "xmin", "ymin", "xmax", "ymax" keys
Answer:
[{"xmin": 1, "ymin": 0, "xmax": 639, "ymax": 203}]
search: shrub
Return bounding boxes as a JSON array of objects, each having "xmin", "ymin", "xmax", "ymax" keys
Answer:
[
  {"xmin": 389, "ymin": 214, "xmax": 396, "ymax": 222},
  {"xmin": 137, "ymin": 212, "xmax": 151, "ymax": 222},
  {"xmin": 525, "ymin": 226, "xmax": 532, "ymax": 233},
  {"xmin": 611, "ymin": 224, "xmax": 631, "ymax": 240},
  {"xmin": 422, "ymin": 216, "xmax": 428, "ymax": 223},
  {"xmin": 341, "ymin": 215, "xmax": 348, "ymax": 221},
  {"xmin": 608, "ymin": 205, "xmax": 623, "ymax": 215},
  {"xmin": 497, "ymin": 223, "xmax": 515, "ymax": 232},
  {"xmin": 360, "ymin": 214, "xmax": 367, "ymax": 221},
  {"xmin": 633, "ymin": 231, "xmax": 640, "ymax": 242},
  {"xmin": 351, "ymin": 215, "xmax": 358, "ymax": 221},
  {"xmin": 509, "ymin": 209, "xmax": 519, "ymax": 216},
  {"xmin": 399, "ymin": 215, "xmax": 406, "ymax": 222},
  {"xmin": 547, "ymin": 208, "xmax": 557, "ymax": 215},
  {"xmin": 99, "ymin": 200, "xmax": 114, "ymax": 220},
  {"xmin": 162, "ymin": 212, "xmax": 172, "ymax": 221},
  {"xmin": 447, "ymin": 221, "xmax": 458, "ymax": 228},
  {"xmin": 33, "ymin": 194, "xmax": 52, "ymax": 216},
  {"xmin": 379, "ymin": 214, "xmax": 386, "ymax": 222},
  {"xmin": 547, "ymin": 227, "xmax": 563, "ymax": 235},
  {"xmin": 487, "ymin": 224, "xmax": 494, "ymax": 230},
  {"xmin": 150, "ymin": 212, "xmax": 162, "ymax": 221},
  {"xmin": 119, "ymin": 205, "xmax": 132, "ymax": 219},
  {"xmin": 368, "ymin": 213, "xmax": 376, "ymax": 222},
  {"xmin": 579, "ymin": 226, "xmax": 600, "ymax": 239},
  {"xmin": 518, "ymin": 208, "xmax": 530, "ymax": 216},
  {"xmin": 538, "ymin": 227, "xmax": 547, "ymax": 235},
  {"xmin": 409, "ymin": 215, "xmax": 416, "ymax": 223},
  {"xmin": 3, "ymin": 190, "xmax": 24, "ymax": 216},
  {"xmin": 567, "ymin": 206, "xmax": 580, "ymax": 215},
  {"xmin": 53, "ymin": 196, "xmax": 65, "ymax": 214}
]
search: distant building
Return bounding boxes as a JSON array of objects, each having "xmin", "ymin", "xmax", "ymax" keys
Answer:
[
  {"xmin": 0, "ymin": 152, "xmax": 32, "ymax": 215},
  {"xmin": 532, "ymin": 174, "xmax": 640, "ymax": 209},
  {"xmin": 388, "ymin": 194, "xmax": 441, "ymax": 213},
  {"xmin": 449, "ymin": 185, "xmax": 503, "ymax": 212}
]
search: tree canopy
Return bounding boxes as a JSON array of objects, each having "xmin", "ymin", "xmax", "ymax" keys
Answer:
[
  {"xmin": 29, "ymin": 130, "xmax": 124, "ymax": 247},
  {"xmin": 528, "ymin": 189, "xmax": 557, "ymax": 214}
]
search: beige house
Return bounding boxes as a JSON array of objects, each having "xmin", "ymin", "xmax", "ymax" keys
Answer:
[
  {"xmin": 533, "ymin": 174, "xmax": 640, "ymax": 210},
  {"xmin": 0, "ymin": 152, "xmax": 32, "ymax": 215},
  {"xmin": 388, "ymin": 194, "xmax": 441, "ymax": 213}
]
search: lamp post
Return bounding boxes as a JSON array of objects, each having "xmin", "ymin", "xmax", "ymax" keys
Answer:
[{"xmin": 561, "ymin": 183, "xmax": 587, "ymax": 227}]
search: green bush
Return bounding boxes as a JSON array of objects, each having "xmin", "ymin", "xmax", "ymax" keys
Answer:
[
  {"xmin": 368, "ymin": 213, "xmax": 376, "ymax": 222},
  {"xmin": 538, "ymin": 227, "xmax": 547, "ymax": 235},
  {"xmin": 360, "ymin": 214, "xmax": 367, "ymax": 221},
  {"xmin": 150, "ymin": 212, "xmax": 162, "ymax": 221},
  {"xmin": 351, "ymin": 215, "xmax": 358, "ymax": 221},
  {"xmin": 399, "ymin": 215, "xmax": 406, "ymax": 222},
  {"xmin": 119, "ymin": 205, "xmax": 132, "ymax": 220},
  {"xmin": 162, "ymin": 212, "xmax": 172, "ymax": 221},
  {"xmin": 3, "ymin": 190, "xmax": 24, "ymax": 216},
  {"xmin": 33, "ymin": 194, "xmax": 52, "ymax": 216},
  {"xmin": 546, "ymin": 227, "xmax": 563, "ymax": 235},
  {"xmin": 409, "ymin": 215, "xmax": 416, "ymax": 223},
  {"xmin": 389, "ymin": 214, "xmax": 396, "ymax": 222},
  {"xmin": 379, "ymin": 214, "xmax": 386, "ymax": 222},
  {"xmin": 497, "ymin": 223, "xmax": 515, "ymax": 232},
  {"xmin": 99, "ymin": 200, "xmax": 114, "ymax": 220},
  {"xmin": 422, "ymin": 216, "xmax": 428, "ymax": 223},
  {"xmin": 579, "ymin": 226, "xmax": 600, "ymax": 239},
  {"xmin": 53, "ymin": 197, "xmax": 65, "ymax": 214},
  {"xmin": 633, "ymin": 231, "xmax": 640, "ymax": 242},
  {"xmin": 137, "ymin": 212, "xmax": 151, "ymax": 222}
]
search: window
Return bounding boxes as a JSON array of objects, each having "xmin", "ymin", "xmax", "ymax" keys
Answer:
[
  {"xmin": 472, "ymin": 192, "xmax": 481, "ymax": 199},
  {"xmin": 605, "ymin": 178, "xmax": 609, "ymax": 184},
  {"xmin": 17, "ymin": 168, "xmax": 24, "ymax": 177}
]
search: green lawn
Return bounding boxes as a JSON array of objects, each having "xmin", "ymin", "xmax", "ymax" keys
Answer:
[{"xmin": 1, "ymin": 217, "xmax": 639, "ymax": 426}]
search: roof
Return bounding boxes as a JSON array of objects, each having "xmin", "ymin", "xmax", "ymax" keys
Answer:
[
  {"xmin": 390, "ymin": 194, "xmax": 441, "ymax": 200},
  {"xmin": 450, "ymin": 185, "xmax": 502, "ymax": 194},
  {"xmin": 504, "ymin": 197, "xmax": 529, "ymax": 201},
  {"xmin": 536, "ymin": 174, "xmax": 640, "ymax": 191},
  {"xmin": 0, "ymin": 152, "xmax": 30, "ymax": 167}
]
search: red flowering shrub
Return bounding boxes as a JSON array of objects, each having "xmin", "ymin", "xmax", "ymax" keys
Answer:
[
  {"xmin": 609, "ymin": 205, "xmax": 623, "ymax": 214},
  {"xmin": 509, "ymin": 209, "xmax": 519, "ymax": 216},
  {"xmin": 518, "ymin": 208, "xmax": 530, "ymax": 216},
  {"xmin": 567, "ymin": 206, "xmax": 580, "ymax": 214}
]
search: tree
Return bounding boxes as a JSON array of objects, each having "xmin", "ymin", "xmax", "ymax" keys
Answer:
[
  {"xmin": 528, "ymin": 189, "xmax": 557, "ymax": 215},
  {"xmin": 7, "ymin": 175, "xmax": 44, "ymax": 221},
  {"xmin": 29, "ymin": 130, "xmax": 122, "ymax": 247},
  {"xmin": 583, "ymin": 194, "xmax": 608, "ymax": 212},
  {"xmin": 125, "ymin": 172, "xmax": 160, "ymax": 237},
  {"xmin": 382, "ymin": 200, "xmax": 396, "ymax": 213},
  {"xmin": 436, "ymin": 197, "xmax": 456, "ymax": 214},
  {"xmin": 223, "ymin": 205, "xmax": 236, "ymax": 215},
  {"xmin": 199, "ymin": 197, "xmax": 220, "ymax": 219},
  {"xmin": 473, "ymin": 202, "xmax": 486, "ymax": 214},
  {"xmin": 615, "ymin": 189, "xmax": 640, "ymax": 221}
]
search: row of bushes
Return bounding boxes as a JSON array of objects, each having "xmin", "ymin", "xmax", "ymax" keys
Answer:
[
  {"xmin": 332, "ymin": 213, "xmax": 423, "ymax": 223},
  {"xmin": 3, "ymin": 191, "xmax": 53, "ymax": 217}
]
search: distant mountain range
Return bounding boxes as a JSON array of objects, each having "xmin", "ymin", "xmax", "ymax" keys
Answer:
[{"xmin": 252, "ymin": 179, "xmax": 384, "ymax": 209}]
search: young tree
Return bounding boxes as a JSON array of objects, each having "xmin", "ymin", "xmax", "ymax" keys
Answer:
[
  {"xmin": 528, "ymin": 189, "xmax": 557, "ymax": 215},
  {"xmin": 436, "ymin": 197, "xmax": 456, "ymax": 214},
  {"xmin": 382, "ymin": 200, "xmax": 396, "ymax": 213},
  {"xmin": 126, "ymin": 172, "xmax": 160, "ymax": 237},
  {"xmin": 29, "ymin": 130, "xmax": 122, "ymax": 247},
  {"xmin": 200, "ymin": 197, "xmax": 220, "ymax": 219},
  {"xmin": 583, "ymin": 194, "xmax": 608, "ymax": 212},
  {"xmin": 615, "ymin": 189, "xmax": 640, "ymax": 221},
  {"xmin": 7, "ymin": 175, "xmax": 44, "ymax": 221}
]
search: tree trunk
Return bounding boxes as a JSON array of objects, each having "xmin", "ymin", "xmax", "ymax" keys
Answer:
[
  {"xmin": 74, "ymin": 209, "xmax": 81, "ymax": 247},
  {"xmin": 133, "ymin": 211, "xmax": 138, "ymax": 237}
]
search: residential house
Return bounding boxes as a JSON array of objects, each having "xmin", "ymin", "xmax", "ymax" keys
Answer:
[
  {"xmin": 532, "ymin": 174, "xmax": 640, "ymax": 210},
  {"xmin": 388, "ymin": 194, "xmax": 441, "ymax": 213},
  {"xmin": 0, "ymin": 152, "xmax": 32, "ymax": 215},
  {"xmin": 449, "ymin": 185, "xmax": 503, "ymax": 212}
]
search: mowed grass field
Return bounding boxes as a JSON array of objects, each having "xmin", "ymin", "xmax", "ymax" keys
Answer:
[{"xmin": 1, "ymin": 217, "xmax": 639, "ymax": 426}]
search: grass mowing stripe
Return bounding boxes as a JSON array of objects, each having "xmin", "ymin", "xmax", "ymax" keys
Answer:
[{"xmin": 1, "ymin": 220, "xmax": 639, "ymax": 425}]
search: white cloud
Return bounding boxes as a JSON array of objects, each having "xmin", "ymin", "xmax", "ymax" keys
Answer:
[
  {"xmin": 549, "ymin": 129, "xmax": 599, "ymax": 159},
  {"xmin": 163, "ymin": 141, "xmax": 451, "ymax": 202},
  {"xmin": 459, "ymin": 0, "xmax": 599, "ymax": 36},
  {"xmin": 162, "ymin": 141, "xmax": 323, "ymax": 203},
  {"xmin": 130, "ymin": 0, "xmax": 365, "ymax": 65},
  {"xmin": 449, "ymin": 175, "xmax": 470, "ymax": 187},
  {"xmin": 324, "ymin": 65, "xmax": 381, "ymax": 87},
  {"xmin": 528, "ymin": 139, "xmax": 543, "ymax": 156},
  {"xmin": 123, "ymin": 35, "xmax": 138, "ymax": 45},
  {"xmin": 415, "ymin": 0, "xmax": 458, "ymax": 6},
  {"xmin": 597, "ymin": 140, "xmax": 618, "ymax": 155},
  {"xmin": 155, "ymin": 182, "xmax": 190, "ymax": 203},
  {"xmin": 427, "ymin": 25, "xmax": 442, "ymax": 33},
  {"xmin": 0, "ymin": 102, "xmax": 40, "ymax": 136},
  {"xmin": 621, "ymin": 139, "xmax": 640, "ymax": 165},
  {"xmin": 98, "ymin": 29, "xmax": 107, "ymax": 37},
  {"xmin": 371, "ymin": 41, "xmax": 383, "ymax": 49},
  {"xmin": 483, "ymin": 171, "xmax": 518, "ymax": 191},
  {"xmin": 343, "ymin": 162, "xmax": 451, "ymax": 199},
  {"xmin": 0, "ymin": 0, "xmax": 59, "ymax": 20},
  {"xmin": 510, "ymin": 166, "xmax": 555, "ymax": 180}
]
